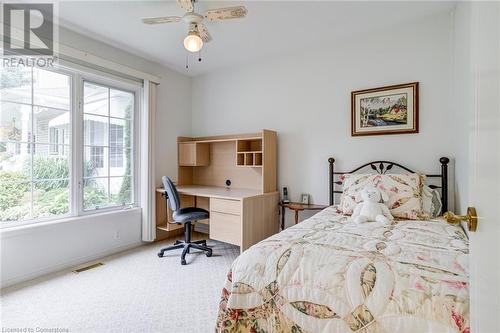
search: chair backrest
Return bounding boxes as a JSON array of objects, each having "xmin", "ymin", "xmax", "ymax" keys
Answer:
[{"xmin": 162, "ymin": 176, "xmax": 180, "ymax": 212}]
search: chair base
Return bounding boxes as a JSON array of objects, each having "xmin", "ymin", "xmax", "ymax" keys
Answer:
[
  {"xmin": 157, "ymin": 240, "xmax": 212, "ymax": 265},
  {"xmin": 157, "ymin": 222, "xmax": 212, "ymax": 265}
]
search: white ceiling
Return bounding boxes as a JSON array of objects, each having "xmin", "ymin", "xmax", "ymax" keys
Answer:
[{"xmin": 56, "ymin": 1, "xmax": 456, "ymax": 76}]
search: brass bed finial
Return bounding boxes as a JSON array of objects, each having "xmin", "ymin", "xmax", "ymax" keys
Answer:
[{"xmin": 443, "ymin": 207, "xmax": 478, "ymax": 232}]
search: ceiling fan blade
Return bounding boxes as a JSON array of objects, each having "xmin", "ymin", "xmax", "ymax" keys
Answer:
[
  {"xmin": 204, "ymin": 6, "xmax": 247, "ymax": 22},
  {"xmin": 177, "ymin": 0, "xmax": 193, "ymax": 12},
  {"xmin": 142, "ymin": 16, "xmax": 182, "ymax": 24},
  {"xmin": 198, "ymin": 23, "xmax": 212, "ymax": 43}
]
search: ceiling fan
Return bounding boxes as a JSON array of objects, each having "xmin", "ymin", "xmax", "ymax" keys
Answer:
[{"xmin": 142, "ymin": 0, "xmax": 247, "ymax": 53}]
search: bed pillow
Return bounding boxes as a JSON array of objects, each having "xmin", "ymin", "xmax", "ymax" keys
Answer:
[
  {"xmin": 339, "ymin": 173, "xmax": 425, "ymax": 220},
  {"xmin": 422, "ymin": 185, "xmax": 443, "ymax": 218}
]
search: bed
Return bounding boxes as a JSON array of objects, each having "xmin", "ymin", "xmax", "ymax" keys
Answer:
[{"xmin": 215, "ymin": 157, "xmax": 469, "ymax": 333}]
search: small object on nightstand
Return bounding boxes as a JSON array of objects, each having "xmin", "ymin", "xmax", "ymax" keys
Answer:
[
  {"xmin": 279, "ymin": 202, "xmax": 328, "ymax": 231},
  {"xmin": 282, "ymin": 186, "xmax": 290, "ymax": 203},
  {"xmin": 300, "ymin": 193, "xmax": 309, "ymax": 204}
]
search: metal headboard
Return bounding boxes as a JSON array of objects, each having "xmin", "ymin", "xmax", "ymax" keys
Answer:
[{"xmin": 328, "ymin": 157, "xmax": 449, "ymax": 213}]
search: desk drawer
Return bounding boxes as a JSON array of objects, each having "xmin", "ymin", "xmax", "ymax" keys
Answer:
[
  {"xmin": 210, "ymin": 211, "xmax": 241, "ymax": 246},
  {"xmin": 210, "ymin": 198, "xmax": 241, "ymax": 215}
]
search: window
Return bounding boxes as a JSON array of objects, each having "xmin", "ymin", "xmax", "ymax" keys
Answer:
[
  {"xmin": 83, "ymin": 82, "xmax": 134, "ymax": 210},
  {"xmin": 49, "ymin": 127, "xmax": 60, "ymax": 154},
  {"xmin": 0, "ymin": 67, "xmax": 71, "ymax": 223},
  {"xmin": 110, "ymin": 124, "xmax": 124, "ymax": 168},
  {"xmin": 90, "ymin": 146, "xmax": 104, "ymax": 168},
  {"xmin": 1, "ymin": 66, "xmax": 137, "ymax": 226}
]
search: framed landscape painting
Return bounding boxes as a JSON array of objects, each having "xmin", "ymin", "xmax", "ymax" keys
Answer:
[{"xmin": 351, "ymin": 82, "xmax": 419, "ymax": 136}]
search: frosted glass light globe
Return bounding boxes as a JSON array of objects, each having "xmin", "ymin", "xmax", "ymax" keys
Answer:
[{"xmin": 183, "ymin": 32, "xmax": 203, "ymax": 53}]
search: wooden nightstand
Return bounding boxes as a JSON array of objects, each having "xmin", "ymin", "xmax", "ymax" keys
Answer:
[{"xmin": 279, "ymin": 201, "xmax": 328, "ymax": 230}]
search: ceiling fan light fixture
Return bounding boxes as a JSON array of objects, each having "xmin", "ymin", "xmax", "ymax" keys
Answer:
[
  {"xmin": 142, "ymin": 3, "xmax": 248, "ymax": 58},
  {"xmin": 183, "ymin": 30, "xmax": 203, "ymax": 53}
]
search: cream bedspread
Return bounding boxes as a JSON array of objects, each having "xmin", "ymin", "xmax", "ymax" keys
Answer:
[{"xmin": 216, "ymin": 207, "xmax": 469, "ymax": 333}]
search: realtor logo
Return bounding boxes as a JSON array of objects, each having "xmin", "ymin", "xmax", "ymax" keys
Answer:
[{"xmin": 3, "ymin": 3, "xmax": 54, "ymax": 56}]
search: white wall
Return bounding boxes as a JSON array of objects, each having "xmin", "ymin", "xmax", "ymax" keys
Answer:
[
  {"xmin": 154, "ymin": 68, "xmax": 192, "ymax": 185},
  {"xmin": 192, "ymin": 12, "xmax": 459, "ymax": 217},
  {"xmin": 1, "ymin": 209, "xmax": 142, "ymax": 287},
  {"xmin": 1, "ymin": 27, "xmax": 192, "ymax": 288}
]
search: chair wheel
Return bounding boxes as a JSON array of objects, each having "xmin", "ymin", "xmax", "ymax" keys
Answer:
[
  {"xmin": 206, "ymin": 249, "xmax": 213, "ymax": 257},
  {"xmin": 181, "ymin": 259, "xmax": 187, "ymax": 265},
  {"xmin": 157, "ymin": 252, "xmax": 163, "ymax": 258}
]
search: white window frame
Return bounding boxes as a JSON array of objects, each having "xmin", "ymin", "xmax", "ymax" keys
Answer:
[
  {"xmin": 1, "ymin": 63, "xmax": 141, "ymax": 229},
  {"xmin": 0, "ymin": 66, "xmax": 74, "ymax": 227},
  {"xmin": 75, "ymin": 72, "xmax": 140, "ymax": 216}
]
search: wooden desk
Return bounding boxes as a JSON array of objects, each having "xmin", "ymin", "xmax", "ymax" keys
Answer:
[
  {"xmin": 157, "ymin": 185, "xmax": 279, "ymax": 253},
  {"xmin": 156, "ymin": 130, "xmax": 279, "ymax": 252}
]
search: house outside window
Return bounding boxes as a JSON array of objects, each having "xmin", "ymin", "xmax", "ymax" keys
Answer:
[
  {"xmin": 90, "ymin": 146, "xmax": 104, "ymax": 168},
  {"xmin": 49, "ymin": 127, "xmax": 59, "ymax": 154},
  {"xmin": 110, "ymin": 124, "xmax": 123, "ymax": 168}
]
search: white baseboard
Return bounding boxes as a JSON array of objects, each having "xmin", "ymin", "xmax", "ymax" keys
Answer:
[{"xmin": 1, "ymin": 241, "xmax": 144, "ymax": 289}]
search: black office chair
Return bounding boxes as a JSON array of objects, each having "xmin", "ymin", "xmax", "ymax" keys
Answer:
[{"xmin": 157, "ymin": 176, "xmax": 212, "ymax": 265}]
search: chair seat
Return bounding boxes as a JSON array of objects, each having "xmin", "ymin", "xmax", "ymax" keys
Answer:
[{"xmin": 172, "ymin": 207, "xmax": 209, "ymax": 223}]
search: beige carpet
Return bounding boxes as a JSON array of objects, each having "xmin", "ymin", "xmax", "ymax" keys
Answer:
[{"xmin": 1, "ymin": 238, "xmax": 239, "ymax": 333}]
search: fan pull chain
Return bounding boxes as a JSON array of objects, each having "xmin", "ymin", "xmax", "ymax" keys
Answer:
[
  {"xmin": 185, "ymin": 54, "xmax": 189, "ymax": 69},
  {"xmin": 198, "ymin": 50, "xmax": 202, "ymax": 62}
]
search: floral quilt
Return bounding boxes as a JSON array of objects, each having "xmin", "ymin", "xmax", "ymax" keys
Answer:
[{"xmin": 216, "ymin": 207, "xmax": 469, "ymax": 333}]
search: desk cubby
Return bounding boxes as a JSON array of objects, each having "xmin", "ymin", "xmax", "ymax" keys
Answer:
[
  {"xmin": 236, "ymin": 138, "xmax": 263, "ymax": 167},
  {"xmin": 236, "ymin": 152, "xmax": 263, "ymax": 167}
]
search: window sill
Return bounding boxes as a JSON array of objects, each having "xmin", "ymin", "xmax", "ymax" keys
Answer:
[{"xmin": 0, "ymin": 207, "xmax": 142, "ymax": 239}]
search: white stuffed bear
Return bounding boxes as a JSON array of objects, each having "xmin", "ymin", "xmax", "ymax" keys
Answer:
[{"xmin": 352, "ymin": 186, "xmax": 393, "ymax": 225}]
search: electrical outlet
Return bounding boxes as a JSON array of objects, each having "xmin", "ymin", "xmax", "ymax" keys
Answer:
[{"xmin": 114, "ymin": 231, "xmax": 120, "ymax": 239}]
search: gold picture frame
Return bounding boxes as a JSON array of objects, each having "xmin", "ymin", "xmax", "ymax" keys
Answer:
[{"xmin": 351, "ymin": 82, "xmax": 419, "ymax": 136}]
